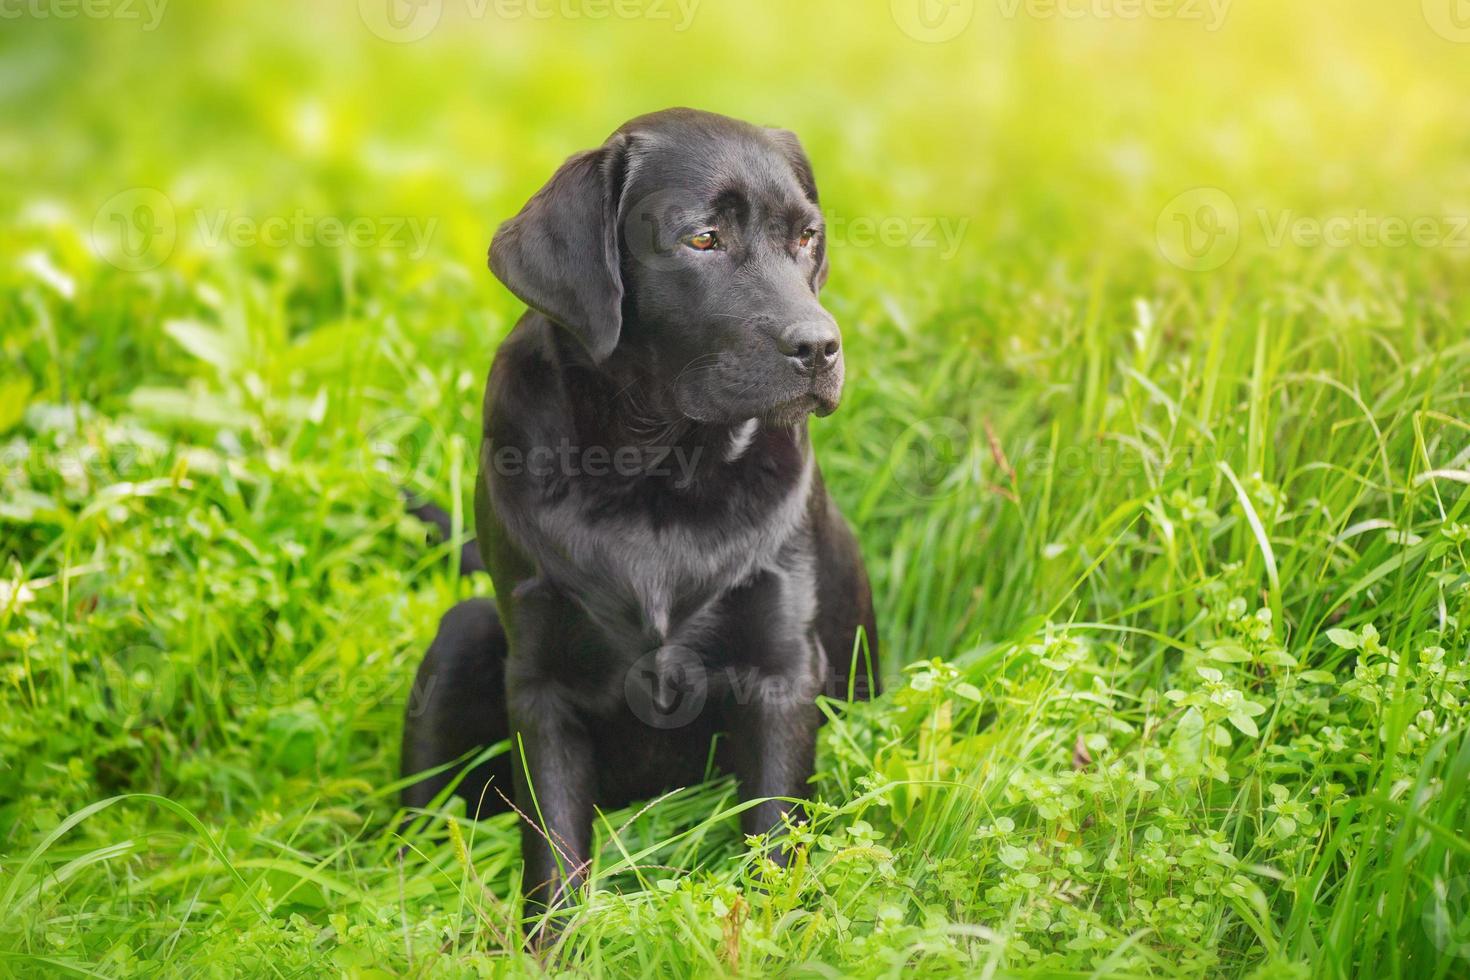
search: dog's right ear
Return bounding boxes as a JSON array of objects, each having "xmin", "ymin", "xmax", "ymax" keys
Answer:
[{"xmin": 488, "ymin": 134, "xmax": 629, "ymax": 363}]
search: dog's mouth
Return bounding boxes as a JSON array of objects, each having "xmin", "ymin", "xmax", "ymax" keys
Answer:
[
  {"xmin": 760, "ymin": 388, "xmax": 840, "ymax": 426},
  {"xmin": 810, "ymin": 388, "xmax": 840, "ymax": 418},
  {"xmin": 674, "ymin": 363, "xmax": 843, "ymax": 427},
  {"xmin": 760, "ymin": 395, "xmax": 816, "ymax": 427}
]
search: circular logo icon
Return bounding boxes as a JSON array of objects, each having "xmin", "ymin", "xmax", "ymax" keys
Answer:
[
  {"xmin": 103, "ymin": 644, "xmax": 178, "ymax": 718},
  {"xmin": 624, "ymin": 645, "xmax": 707, "ymax": 729},
  {"xmin": 1424, "ymin": 874, "xmax": 1470, "ymax": 959},
  {"xmin": 1424, "ymin": 0, "xmax": 1470, "ymax": 43},
  {"xmin": 359, "ymin": 0, "xmax": 443, "ymax": 42},
  {"xmin": 358, "ymin": 415, "xmax": 438, "ymax": 500},
  {"xmin": 622, "ymin": 188, "xmax": 707, "ymax": 273},
  {"xmin": 891, "ymin": 415, "xmax": 971, "ymax": 501},
  {"xmin": 891, "ymin": 0, "xmax": 975, "ymax": 43},
  {"xmin": 92, "ymin": 188, "xmax": 177, "ymax": 272},
  {"xmin": 1156, "ymin": 187, "xmax": 1240, "ymax": 272}
]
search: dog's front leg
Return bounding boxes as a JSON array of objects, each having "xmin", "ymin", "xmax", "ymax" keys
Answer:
[
  {"xmin": 726, "ymin": 646, "xmax": 824, "ymax": 866},
  {"xmin": 506, "ymin": 674, "xmax": 594, "ymax": 932}
]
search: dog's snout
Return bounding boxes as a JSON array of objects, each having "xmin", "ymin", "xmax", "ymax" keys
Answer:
[{"xmin": 776, "ymin": 321, "xmax": 841, "ymax": 376}]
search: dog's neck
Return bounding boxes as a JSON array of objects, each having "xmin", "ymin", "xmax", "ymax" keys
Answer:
[{"xmin": 551, "ymin": 329, "xmax": 807, "ymax": 482}]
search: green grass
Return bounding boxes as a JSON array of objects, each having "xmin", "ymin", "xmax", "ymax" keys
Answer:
[{"xmin": 3, "ymin": 2, "xmax": 1470, "ymax": 976}]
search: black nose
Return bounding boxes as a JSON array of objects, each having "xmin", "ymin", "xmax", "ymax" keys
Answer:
[{"xmin": 776, "ymin": 322, "xmax": 841, "ymax": 376}]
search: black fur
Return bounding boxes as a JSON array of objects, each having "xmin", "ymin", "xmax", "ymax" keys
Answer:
[{"xmin": 401, "ymin": 108, "xmax": 879, "ymax": 927}]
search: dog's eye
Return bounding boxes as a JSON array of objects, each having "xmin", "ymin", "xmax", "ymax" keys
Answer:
[
  {"xmin": 799, "ymin": 228, "xmax": 819, "ymax": 248},
  {"xmin": 686, "ymin": 231, "xmax": 721, "ymax": 251}
]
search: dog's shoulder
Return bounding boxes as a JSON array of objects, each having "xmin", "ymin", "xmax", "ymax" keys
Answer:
[{"xmin": 484, "ymin": 311, "xmax": 568, "ymax": 438}]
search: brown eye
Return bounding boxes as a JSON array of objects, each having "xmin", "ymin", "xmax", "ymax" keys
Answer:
[
  {"xmin": 799, "ymin": 228, "xmax": 818, "ymax": 248},
  {"xmin": 686, "ymin": 231, "xmax": 720, "ymax": 251}
]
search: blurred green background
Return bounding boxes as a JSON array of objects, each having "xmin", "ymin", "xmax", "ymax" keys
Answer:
[
  {"xmin": 9, "ymin": 0, "xmax": 1470, "ymax": 298},
  {"xmin": 4, "ymin": 1, "xmax": 1470, "ymax": 975}
]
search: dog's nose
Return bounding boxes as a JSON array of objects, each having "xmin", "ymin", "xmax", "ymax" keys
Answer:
[{"xmin": 776, "ymin": 321, "xmax": 841, "ymax": 376}]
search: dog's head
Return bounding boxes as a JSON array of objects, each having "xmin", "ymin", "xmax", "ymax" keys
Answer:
[{"xmin": 489, "ymin": 108, "xmax": 841, "ymax": 426}]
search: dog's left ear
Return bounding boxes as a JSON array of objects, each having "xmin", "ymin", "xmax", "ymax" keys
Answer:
[
  {"xmin": 767, "ymin": 127, "xmax": 829, "ymax": 292},
  {"xmin": 489, "ymin": 134, "xmax": 630, "ymax": 362}
]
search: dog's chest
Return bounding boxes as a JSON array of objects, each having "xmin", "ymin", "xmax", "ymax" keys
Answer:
[{"xmin": 532, "ymin": 460, "xmax": 813, "ymax": 646}]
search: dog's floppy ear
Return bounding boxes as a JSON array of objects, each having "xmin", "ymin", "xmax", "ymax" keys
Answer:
[
  {"xmin": 766, "ymin": 127, "xmax": 829, "ymax": 292},
  {"xmin": 488, "ymin": 134, "xmax": 629, "ymax": 362}
]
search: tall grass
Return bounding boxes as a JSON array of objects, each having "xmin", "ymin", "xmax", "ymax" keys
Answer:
[{"xmin": 2, "ymin": 2, "xmax": 1469, "ymax": 975}]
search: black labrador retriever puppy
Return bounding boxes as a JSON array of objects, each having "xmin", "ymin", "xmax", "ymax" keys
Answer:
[{"xmin": 400, "ymin": 107, "xmax": 879, "ymax": 920}]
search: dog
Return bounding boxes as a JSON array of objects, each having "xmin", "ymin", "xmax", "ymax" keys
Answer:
[{"xmin": 400, "ymin": 108, "xmax": 879, "ymax": 924}]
